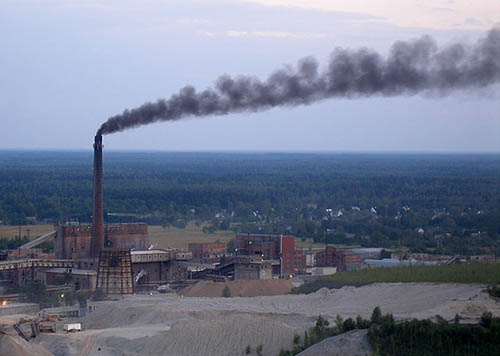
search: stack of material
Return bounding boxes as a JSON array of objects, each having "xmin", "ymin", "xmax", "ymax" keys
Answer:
[
  {"xmin": 179, "ymin": 279, "xmax": 294, "ymax": 297},
  {"xmin": 0, "ymin": 333, "xmax": 53, "ymax": 356}
]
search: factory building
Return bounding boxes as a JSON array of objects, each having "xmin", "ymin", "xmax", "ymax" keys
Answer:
[
  {"xmin": 0, "ymin": 134, "xmax": 192, "ymax": 294},
  {"xmin": 44, "ymin": 268, "xmax": 97, "ymax": 292},
  {"xmin": 0, "ymin": 259, "xmax": 74, "ymax": 289},
  {"xmin": 188, "ymin": 242, "xmax": 226, "ymax": 262},
  {"xmin": 131, "ymin": 249, "xmax": 191, "ymax": 288},
  {"xmin": 315, "ymin": 246, "xmax": 363, "ymax": 271},
  {"xmin": 53, "ymin": 223, "xmax": 149, "ymax": 260},
  {"xmin": 235, "ymin": 234, "xmax": 306, "ymax": 277},
  {"xmin": 233, "ymin": 256, "xmax": 273, "ymax": 280}
]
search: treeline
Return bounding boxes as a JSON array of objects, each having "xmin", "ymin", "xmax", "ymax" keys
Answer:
[
  {"xmin": 279, "ymin": 308, "xmax": 500, "ymax": 356},
  {"xmin": 0, "ymin": 237, "xmax": 53, "ymax": 251},
  {"xmin": 0, "ymin": 151, "xmax": 499, "ymax": 254},
  {"xmin": 0, "ymin": 236, "xmax": 29, "ymax": 250},
  {"xmin": 369, "ymin": 311, "xmax": 500, "ymax": 356}
]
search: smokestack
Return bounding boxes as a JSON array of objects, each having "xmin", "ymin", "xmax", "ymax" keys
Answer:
[{"xmin": 91, "ymin": 132, "xmax": 104, "ymax": 258}]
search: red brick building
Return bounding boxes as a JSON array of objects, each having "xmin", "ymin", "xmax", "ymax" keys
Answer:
[
  {"xmin": 315, "ymin": 246, "xmax": 362, "ymax": 271},
  {"xmin": 235, "ymin": 234, "xmax": 282, "ymax": 260},
  {"xmin": 54, "ymin": 223, "xmax": 148, "ymax": 260},
  {"xmin": 235, "ymin": 234, "xmax": 306, "ymax": 277},
  {"xmin": 188, "ymin": 242, "xmax": 226, "ymax": 262}
]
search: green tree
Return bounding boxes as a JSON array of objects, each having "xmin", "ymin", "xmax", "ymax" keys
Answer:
[
  {"xmin": 226, "ymin": 239, "xmax": 235, "ymax": 253},
  {"xmin": 313, "ymin": 315, "xmax": 330, "ymax": 340},
  {"xmin": 371, "ymin": 306, "xmax": 382, "ymax": 324},
  {"xmin": 256, "ymin": 344, "xmax": 263, "ymax": 356},
  {"xmin": 221, "ymin": 286, "xmax": 231, "ymax": 298},
  {"xmin": 335, "ymin": 314, "xmax": 344, "ymax": 333},
  {"xmin": 343, "ymin": 317, "xmax": 356, "ymax": 332}
]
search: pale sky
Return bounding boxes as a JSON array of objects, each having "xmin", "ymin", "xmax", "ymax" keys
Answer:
[
  {"xmin": 1, "ymin": 0, "xmax": 499, "ymax": 152},
  {"xmin": 245, "ymin": 0, "xmax": 500, "ymax": 30}
]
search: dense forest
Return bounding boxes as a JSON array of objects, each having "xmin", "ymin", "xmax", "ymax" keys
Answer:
[
  {"xmin": 0, "ymin": 151, "xmax": 499, "ymax": 255},
  {"xmin": 279, "ymin": 308, "xmax": 500, "ymax": 356}
]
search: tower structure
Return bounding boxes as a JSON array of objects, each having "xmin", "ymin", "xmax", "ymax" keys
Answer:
[
  {"xmin": 90, "ymin": 133, "xmax": 104, "ymax": 258},
  {"xmin": 96, "ymin": 248, "xmax": 134, "ymax": 294}
]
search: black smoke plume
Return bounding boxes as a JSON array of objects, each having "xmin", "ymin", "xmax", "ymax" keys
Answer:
[{"xmin": 99, "ymin": 29, "xmax": 500, "ymax": 135}]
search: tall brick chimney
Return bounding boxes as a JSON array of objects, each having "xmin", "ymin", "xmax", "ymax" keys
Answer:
[{"xmin": 91, "ymin": 133, "xmax": 104, "ymax": 258}]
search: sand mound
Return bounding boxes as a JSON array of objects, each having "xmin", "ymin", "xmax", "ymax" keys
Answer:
[
  {"xmin": 24, "ymin": 283, "xmax": 500, "ymax": 356},
  {"xmin": 80, "ymin": 312, "xmax": 302, "ymax": 356},
  {"xmin": 298, "ymin": 329, "xmax": 374, "ymax": 356},
  {"xmin": 0, "ymin": 333, "xmax": 53, "ymax": 356},
  {"xmin": 179, "ymin": 279, "xmax": 294, "ymax": 297}
]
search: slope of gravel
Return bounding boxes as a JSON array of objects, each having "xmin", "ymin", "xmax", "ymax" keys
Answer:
[
  {"xmin": 297, "ymin": 329, "xmax": 374, "ymax": 356},
  {"xmin": 30, "ymin": 283, "xmax": 500, "ymax": 356},
  {"xmin": 179, "ymin": 279, "xmax": 294, "ymax": 297},
  {"xmin": 0, "ymin": 333, "xmax": 54, "ymax": 356}
]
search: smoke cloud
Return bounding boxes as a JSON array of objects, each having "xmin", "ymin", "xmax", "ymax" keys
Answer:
[{"xmin": 99, "ymin": 29, "xmax": 500, "ymax": 135}]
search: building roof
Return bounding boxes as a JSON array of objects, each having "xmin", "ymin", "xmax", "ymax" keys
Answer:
[
  {"xmin": 352, "ymin": 248, "xmax": 384, "ymax": 253},
  {"xmin": 236, "ymin": 233, "xmax": 290, "ymax": 238},
  {"xmin": 40, "ymin": 305, "xmax": 80, "ymax": 313},
  {"xmin": 45, "ymin": 268, "xmax": 96, "ymax": 275},
  {"xmin": 188, "ymin": 242, "xmax": 226, "ymax": 246},
  {"xmin": 131, "ymin": 249, "xmax": 170, "ymax": 255},
  {"xmin": 364, "ymin": 258, "xmax": 437, "ymax": 267},
  {"xmin": 341, "ymin": 251, "xmax": 361, "ymax": 256},
  {"xmin": 0, "ymin": 302, "xmax": 38, "ymax": 308}
]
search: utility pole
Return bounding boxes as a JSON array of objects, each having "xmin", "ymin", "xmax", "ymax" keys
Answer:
[
  {"xmin": 280, "ymin": 234, "xmax": 282, "ymax": 279},
  {"xmin": 18, "ymin": 225, "xmax": 21, "ymax": 256},
  {"xmin": 324, "ymin": 228, "xmax": 328, "ymax": 267}
]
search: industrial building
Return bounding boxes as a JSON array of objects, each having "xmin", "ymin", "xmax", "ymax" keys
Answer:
[
  {"xmin": 0, "ymin": 259, "xmax": 74, "ymax": 289},
  {"xmin": 0, "ymin": 134, "xmax": 192, "ymax": 295},
  {"xmin": 54, "ymin": 223, "xmax": 149, "ymax": 260},
  {"xmin": 235, "ymin": 234, "xmax": 306, "ymax": 277},
  {"xmin": 189, "ymin": 255, "xmax": 274, "ymax": 281},
  {"xmin": 2, "ymin": 133, "xmax": 372, "ymax": 296},
  {"xmin": 131, "ymin": 249, "xmax": 191, "ymax": 288},
  {"xmin": 233, "ymin": 256, "xmax": 272, "ymax": 280},
  {"xmin": 44, "ymin": 268, "xmax": 97, "ymax": 292},
  {"xmin": 188, "ymin": 242, "xmax": 226, "ymax": 263},
  {"xmin": 315, "ymin": 246, "xmax": 363, "ymax": 271}
]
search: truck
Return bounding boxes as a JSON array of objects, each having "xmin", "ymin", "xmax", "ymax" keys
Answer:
[
  {"xmin": 63, "ymin": 323, "xmax": 81, "ymax": 332},
  {"xmin": 38, "ymin": 322, "xmax": 56, "ymax": 333}
]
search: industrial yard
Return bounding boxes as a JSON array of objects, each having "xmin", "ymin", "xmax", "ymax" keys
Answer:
[
  {"xmin": 1, "ymin": 0, "xmax": 499, "ymax": 354},
  {"xmin": 1, "ymin": 142, "xmax": 499, "ymax": 356},
  {"xmin": 1, "ymin": 282, "xmax": 499, "ymax": 356}
]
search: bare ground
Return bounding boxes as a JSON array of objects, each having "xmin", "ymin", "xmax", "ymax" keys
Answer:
[
  {"xmin": 10, "ymin": 283, "xmax": 500, "ymax": 356},
  {"xmin": 0, "ymin": 225, "xmax": 54, "ymax": 239},
  {"xmin": 147, "ymin": 224, "xmax": 234, "ymax": 249},
  {"xmin": 297, "ymin": 329, "xmax": 374, "ymax": 356}
]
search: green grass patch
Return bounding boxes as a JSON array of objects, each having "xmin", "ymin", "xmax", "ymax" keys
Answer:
[{"xmin": 323, "ymin": 263, "xmax": 500, "ymax": 285}]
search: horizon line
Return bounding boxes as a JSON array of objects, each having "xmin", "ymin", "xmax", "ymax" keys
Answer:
[{"xmin": 0, "ymin": 148, "xmax": 499, "ymax": 155}]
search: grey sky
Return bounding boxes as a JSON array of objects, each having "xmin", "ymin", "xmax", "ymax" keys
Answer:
[{"xmin": 1, "ymin": 0, "xmax": 499, "ymax": 152}]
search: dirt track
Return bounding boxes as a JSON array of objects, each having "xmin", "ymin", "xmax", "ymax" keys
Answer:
[{"xmin": 14, "ymin": 283, "xmax": 500, "ymax": 356}]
